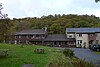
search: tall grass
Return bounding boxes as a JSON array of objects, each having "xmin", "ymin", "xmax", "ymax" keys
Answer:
[{"xmin": 46, "ymin": 49, "xmax": 96, "ymax": 67}]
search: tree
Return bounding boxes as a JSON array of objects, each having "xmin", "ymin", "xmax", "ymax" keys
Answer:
[
  {"xmin": 95, "ymin": 0, "xmax": 100, "ymax": 3},
  {"xmin": 0, "ymin": 3, "xmax": 12, "ymax": 43},
  {"xmin": 0, "ymin": 3, "xmax": 8, "ymax": 19}
]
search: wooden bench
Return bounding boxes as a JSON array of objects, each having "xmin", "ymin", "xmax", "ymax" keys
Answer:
[{"xmin": 34, "ymin": 48, "xmax": 44, "ymax": 54}]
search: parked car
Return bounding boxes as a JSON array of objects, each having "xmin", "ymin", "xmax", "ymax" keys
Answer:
[
  {"xmin": 89, "ymin": 45, "xmax": 94, "ymax": 50},
  {"xmin": 89, "ymin": 44, "xmax": 100, "ymax": 51}
]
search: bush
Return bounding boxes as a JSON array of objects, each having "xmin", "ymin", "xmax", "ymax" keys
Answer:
[
  {"xmin": 63, "ymin": 48, "xmax": 74, "ymax": 57},
  {"xmin": 0, "ymin": 49, "xmax": 9, "ymax": 58},
  {"xmin": 21, "ymin": 44, "xmax": 24, "ymax": 48},
  {"xmin": 34, "ymin": 48, "xmax": 45, "ymax": 54}
]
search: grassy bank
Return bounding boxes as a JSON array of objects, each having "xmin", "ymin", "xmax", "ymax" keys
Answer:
[
  {"xmin": 46, "ymin": 49, "xmax": 96, "ymax": 67},
  {"xmin": 95, "ymin": 52, "xmax": 100, "ymax": 54}
]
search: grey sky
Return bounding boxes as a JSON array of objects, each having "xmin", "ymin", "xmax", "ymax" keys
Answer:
[{"xmin": 0, "ymin": 0, "xmax": 100, "ymax": 19}]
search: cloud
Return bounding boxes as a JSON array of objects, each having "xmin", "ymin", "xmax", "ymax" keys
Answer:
[{"xmin": 0, "ymin": 0, "xmax": 100, "ymax": 19}]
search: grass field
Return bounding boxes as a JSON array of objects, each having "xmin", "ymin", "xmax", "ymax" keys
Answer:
[
  {"xmin": 0, "ymin": 44, "xmax": 96, "ymax": 67},
  {"xmin": 0, "ymin": 44, "xmax": 60, "ymax": 67}
]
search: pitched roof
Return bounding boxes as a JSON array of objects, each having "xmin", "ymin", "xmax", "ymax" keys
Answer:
[
  {"xmin": 67, "ymin": 28, "xmax": 100, "ymax": 33},
  {"xmin": 45, "ymin": 34, "xmax": 67, "ymax": 41},
  {"xmin": 44, "ymin": 34, "xmax": 75, "ymax": 41},
  {"xmin": 15, "ymin": 29, "xmax": 47, "ymax": 35}
]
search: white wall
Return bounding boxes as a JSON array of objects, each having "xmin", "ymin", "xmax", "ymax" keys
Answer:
[
  {"xmin": 96, "ymin": 33, "xmax": 100, "ymax": 44},
  {"xmin": 76, "ymin": 34, "xmax": 89, "ymax": 48},
  {"xmin": 67, "ymin": 34, "xmax": 75, "ymax": 38}
]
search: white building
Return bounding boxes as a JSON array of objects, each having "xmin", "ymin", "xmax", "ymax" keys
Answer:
[{"xmin": 66, "ymin": 28, "xmax": 100, "ymax": 48}]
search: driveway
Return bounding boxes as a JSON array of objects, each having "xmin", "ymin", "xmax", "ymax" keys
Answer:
[{"xmin": 71, "ymin": 48, "xmax": 100, "ymax": 67}]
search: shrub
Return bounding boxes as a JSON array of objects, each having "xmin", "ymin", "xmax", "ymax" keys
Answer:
[
  {"xmin": 34, "ymin": 48, "xmax": 45, "ymax": 54},
  {"xmin": 63, "ymin": 48, "xmax": 74, "ymax": 57},
  {"xmin": 0, "ymin": 49, "xmax": 9, "ymax": 58},
  {"xmin": 21, "ymin": 44, "xmax": 24, "ymax": 48}
]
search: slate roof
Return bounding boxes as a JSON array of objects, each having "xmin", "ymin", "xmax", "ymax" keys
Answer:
[
  {"xmin": 44, "ymin": 34, "xmax": 75, "ymax": 41},
  {"xmin": 15, "ymin": 29, "xmax": 47, "ymax": 35},
  {"xmin": 67, "ymin": 28, "xmax": 100, "ymax": 33}
]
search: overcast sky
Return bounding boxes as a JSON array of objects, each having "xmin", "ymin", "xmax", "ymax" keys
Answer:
[{"xmin": 0, "ymin": 0, "xmax": 100, "ymax": 19}]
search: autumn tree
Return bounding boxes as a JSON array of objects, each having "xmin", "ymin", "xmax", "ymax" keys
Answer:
[{"xmin": 0, "ymin": 3, "xmax": 12, "ymax": 43}]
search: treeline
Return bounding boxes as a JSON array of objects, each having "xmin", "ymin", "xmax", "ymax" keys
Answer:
[
  {"xmin": 0, "ymin": 14, "xmax": 100, "ymax": 43},
  {"xmin": 11, "ymin": 14, "xmax": 100, "ymax": 34}
]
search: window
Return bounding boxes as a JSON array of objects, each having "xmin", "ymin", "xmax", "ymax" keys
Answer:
[
  {"xmin": 90, "ymin": 34, "xmax": 93, "ymax": 36},
  {"xmin": 90, "ymin": 34, "xmax": 94, "ymax": 37},
  {"xmin": 69, "ymin": 35, "xmax": 72, "ymax": 38},
  {"xmin": 32, "ymin": 35, "xmax": 35, "ymax": 38},
  {"xmin": 36, "ymin": 35, "xmax": 39, "ymax": 37},
  {"xmin": 36, "ymin": 35, "xmax": 39, "ymax": 39},
  {"xmin": 26, "ymin": 35, "xmax": 29, "ymax": 38},
  {"xmin": 77, "ymin": 40, "xmax": 82, "ymax": 44},
  {"xmin": 77, "ymin": 40, "xmax": 80, "ymax": 45},
  {"xmin": 19, "ymin": 36, "xmax": 21, "ymax": 38},
  {"xmin": 15, "ymin": 36, "xmax": 18, "ymax": 38},
  {"xmin": 15, "ymin": 36, "xmax": 17, "ymax": 38},
  {"xmin": 42, "ymin": 35, "xmax": 45, "ymax": 38},
  {"xmin": 80, "ymin": 40, "xmax": 82, "ymax": 43},
  {"xmin": 79, "ymin": 34, "xmax": 82, "ymax": 37}
]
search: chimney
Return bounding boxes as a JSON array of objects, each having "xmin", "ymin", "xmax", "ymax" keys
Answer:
[{"xmin": 44, "ymin": 27, "xmax": 47, "ymax": 31}]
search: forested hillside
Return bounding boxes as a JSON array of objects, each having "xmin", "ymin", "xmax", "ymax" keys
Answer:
[
  {"xmin": 11, "ymin": 14, "xmax": 100, "ymax": 34},
  {"xmin": 0, "ymin": 14, "xmax": 100, "ymax": 42}
]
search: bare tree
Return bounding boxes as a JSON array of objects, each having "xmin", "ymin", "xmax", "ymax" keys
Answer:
[
  {"xmin": 0, "ymin": 3, "xmax": 8, "ymax": 19},
  {"xmin": 95, "ymin": 0, "xmax": 100, "ymax": 3}
]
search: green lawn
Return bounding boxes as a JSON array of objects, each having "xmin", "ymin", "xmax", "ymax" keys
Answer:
[
  {"xmin": 0, "ymin": 44, "xmax": 59, "ymax": 67},
  {"xmin": 95, "ymin": 52, "xmax": 100, "ymax": 54},
  {"xmin": 0, "ymin": 44, "xmax": 96, "ymax": 67}
]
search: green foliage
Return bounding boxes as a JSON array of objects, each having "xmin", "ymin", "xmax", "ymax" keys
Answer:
[
  {"xmin": 0, "ymin": 3, "xmax": 13, "ymax": 43},
  {"xmin": 1, "ymin": 14, "xmax": 100, "ymax": 43},
  {"xmin": 0, "ymin": 49, "xmax": 9, "ymax": 58},
  {"xmin": 63, "ymin": 48, "xmax": 74, "ymax": 57},
  {"xmin": 20, "ymin": 44, "xmax": 24, "ymax": 48},
  {"xmin": 95, "ymin": 52, "xmax": 100, "ymax": 54},
  {"xmin": 11, "ymin": 14, "xmax": 100, "ymax": 34},
  {"xmin": 0, "ymin": 19, "xmax": 12, "ymax": 43}
]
